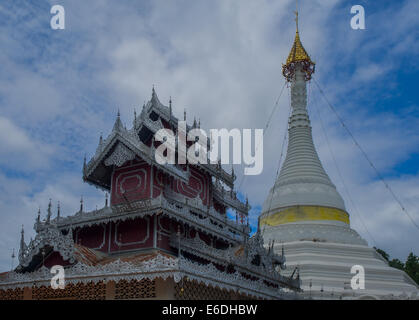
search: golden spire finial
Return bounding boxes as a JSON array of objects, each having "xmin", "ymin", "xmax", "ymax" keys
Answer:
[{"xmin": 282, "ymin": 1, "xmax": 316, "ymax": 82}]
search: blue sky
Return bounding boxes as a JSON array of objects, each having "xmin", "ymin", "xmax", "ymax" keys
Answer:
[{"xmin": 0, "ymin": 0, "xmax": 418, "ymax": 271}]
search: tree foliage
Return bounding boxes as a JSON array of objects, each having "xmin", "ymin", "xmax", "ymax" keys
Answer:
[
  {"xmin": 404, "ymin": 253, "xmax": 419, "ymax": 285},
  {"xmin": 374, "ymin": 248, "xmax": 419, "ymax": 285}
]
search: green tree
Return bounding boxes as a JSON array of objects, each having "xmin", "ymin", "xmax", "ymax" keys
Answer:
[
  {"xmin": 374, "ymin": 247, "xmax": 389, "ymax": 261},
  {"xmin": 404, "ymin": 252, "xmax": 419, "ymax": 285},
  {"xmin": 389, "ymin": 258, "xmax": 404, "ymax": 271},
  {"xmin": 374, "ymin": 248, "xmax": 419, "ymax": 285}
]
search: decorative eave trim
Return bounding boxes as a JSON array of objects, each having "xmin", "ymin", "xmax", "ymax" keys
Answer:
[
  {"xmin": 84, "ymin": 132, "xmax": 190, "ymax": 186},
  {"xmin": 1, "ymin": 254, "xmax": 300, "ymax": 300},
  {"xmin": 169, "ymin": 234, "xmax": 296, "ymax": 290},
  {"xmin": 212, "ymin": 182, "xmax": 249, "ymax": 214},
  {"xmin": 178, "ymin": 256, "xmax": 300, "ymax": 299},
  {"xmin": 18, "ymin": 226, "xmax": 75, "ymax": 268},
  {"xmin": 53, "ymin": 194, "xmax": 249, "ymax": 242}
]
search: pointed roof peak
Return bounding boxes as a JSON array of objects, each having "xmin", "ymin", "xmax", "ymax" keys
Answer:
[
  {"xmin": 152, "ymin": 85, "xmax": 157, "ymax": 99},
  {"xmin": 113, "ymin": 108, "xmax": 123, "ymax": 132},
  {"xmin": 151, "ymin": 85, "xmax": 161, "ymax": 106}
]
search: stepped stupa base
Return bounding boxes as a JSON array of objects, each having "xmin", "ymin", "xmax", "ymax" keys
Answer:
[{"xmin": 263, "ymin": 224, "xmax": 418, "ymax": 300}]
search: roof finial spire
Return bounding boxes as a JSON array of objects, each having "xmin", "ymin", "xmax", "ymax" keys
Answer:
[
  {"xmin": 83, "ymin": 153, "xmax": 87, "ymax": 175},
  {"xmin": 80, "ymin": 196, "xmax": 84, "ymax": 212},
  {"xmin": 113, "ymin": 109, "xmax": 123, "ymax": 132},
  {"xmin": 37, "ymin": 207, "xmax": 41, "ymax": 223},
  {"xmin": 133, "ymin": 108, "xmax": 138, "ymax": 129},
  {"xmin": 295, "ymin": 0, "xmax": 299, "ymax": 32},
  {"xmin": 57, "ymin": 201, "xmax": 61, "ymax": 221},
  {"xmin": 151, "ymin": 85, "xmax": 160, "ymax": 106},
  {"xmin": 11, "ymin": 248, "xmax": 15, "ymax": 271},
  {"xmin": 169, "ymin": 96, "xmax": 172, "ymax": 120},
  {"xmin": 20, "ymin": 225, "xmax": 25, "ymax": 253},
  {"xmin": 46, "ymin": 199, "xmax": 52, "ymax": 223}
]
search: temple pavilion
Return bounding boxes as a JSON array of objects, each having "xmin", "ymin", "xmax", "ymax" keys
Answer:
[{"xmin": 0, "ymin": 89, "xmax": 301, "ymax": 300}]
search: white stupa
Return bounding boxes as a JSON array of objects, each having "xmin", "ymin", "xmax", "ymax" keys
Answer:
[{"xmin": 259, "ymin": 12, "xmax": 419, "ymax": 300}]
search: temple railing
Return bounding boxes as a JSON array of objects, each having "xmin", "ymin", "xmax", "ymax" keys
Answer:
[
  {"xmin": 2, "ymin": 252, "xmax": 300, "ymax": 299},
  {"xmin": 212, "ymin": 181, "xmax": 249, "ymax": 214},
  {"xmin": 169, "ymin": 234, "xmax": 296, "ymax": 290},
  {"xmin": 52, "ymin": 193, "xmax": 249, "ymax": 242},
  {"xmin": 163, "ymin": 188, "xmax": 249, "ymax": 234},
  {"xmin": 178, "ymin": 255, "xmax": 300, "ymax": 298}
]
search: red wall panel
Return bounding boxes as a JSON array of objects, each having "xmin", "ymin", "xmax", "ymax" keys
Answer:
[{"xmin": 111, "ymin": 161, "xmax": 151, "ymax": 205}]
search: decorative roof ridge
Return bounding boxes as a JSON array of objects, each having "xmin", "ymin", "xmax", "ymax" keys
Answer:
[
  {"xmin": 53, "ymin": 194, "xmax": 248, "ymax": 242},
  {"xmin": 84, "ymin": 131, "xmax": 190, "ymax": 185},
  {"xmin": 170, "ymin": 232, "xmax": 286, "ymax": 281},
  {"xmin": 18, "ymin": 224, "xmax": 75, "ymax": 268}
]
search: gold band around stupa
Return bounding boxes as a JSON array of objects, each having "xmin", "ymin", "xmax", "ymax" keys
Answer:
[{"xmin": 260, "ymin": 205, "xmax": 350, "ymax": 226}]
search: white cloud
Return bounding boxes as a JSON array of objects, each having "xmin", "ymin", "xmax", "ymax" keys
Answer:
[{"xmin": 0, "ymin": 116, "xmax": 54, "ymax": 170}]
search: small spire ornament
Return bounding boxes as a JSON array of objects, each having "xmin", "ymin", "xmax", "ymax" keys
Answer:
[
  {"xmin": 46, "ymin": 199, "xmax": 52, "ymax": 223},
  {"xmin": 20, "ymin": 225, "xmax": 25, "ymax": 253},
  {"xmin": 83, "ymin": 154, "xmax": 87, "ymax": 174},
  {"xmin": 80, "ymin": 196, "xmax": 84, "ymax": 212},
  {"xmin": 37, "ymin": 207, "xmax": 41, "ymax": 223},
  {"xmin": 11, "ymin": 248, "xmax": 15, "ymax": 272}
]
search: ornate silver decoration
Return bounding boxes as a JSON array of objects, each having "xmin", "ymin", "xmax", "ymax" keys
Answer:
[
  {"xmin": 177, "ymin": 256, "xmax": 297, "ymax": 299},
  {"xmin": 170, "ymin": 232, "xmax": 290, "ymax": 288},
  {"xmin": 18, "ymin": 225, "xmax": 75, "ymax": 267},
  {"xmin": 1, "ymin": 253, "xmax": 177, "ymax": 290},
  {"xmin": 84, "ymin": 89, "xmax": 234, "ymax": 189},
  {"xmin": 1, "ymin": 253, "xmax": 300, "ymax": 300},
  {"xmin": 212, "ymin": 180, "xmax": 249, "ymax": 214},
  {"xmin": 52, "ymin": 194, "xmax": 249, "ymax": 243},
  {"xmin": 104, "ymin": 143, "xmax": 136, "ymax": 167}
]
